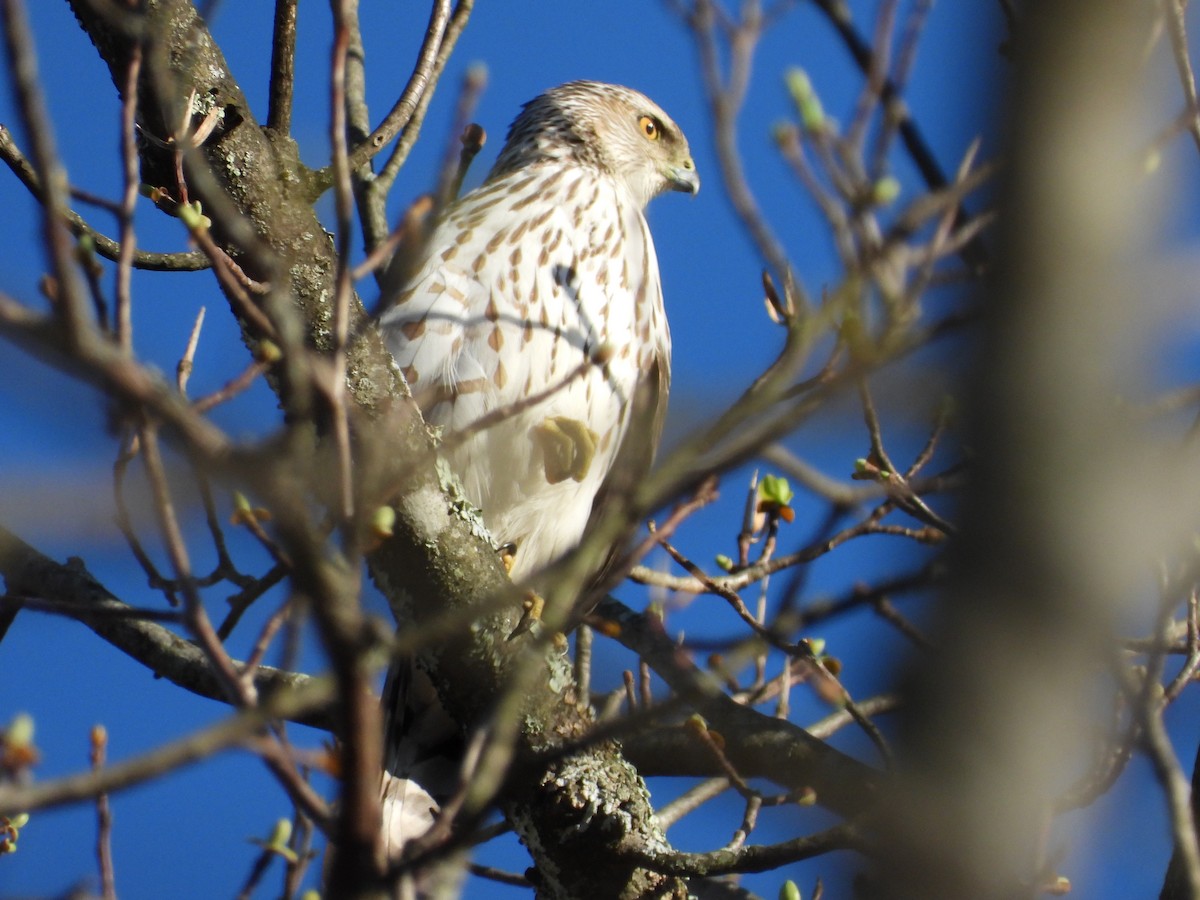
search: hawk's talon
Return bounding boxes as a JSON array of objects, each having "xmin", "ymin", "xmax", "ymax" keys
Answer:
[
  {"xmin": 507, "ymin": 590, "xmax": 545, "ymax": 641},
  {"xmin": 532, "ymin": 416, "xmax": 598, "ymax": 484},
  {"xmin": 498, "ymin": 542, "xmax": 518, "ymax": 574}
]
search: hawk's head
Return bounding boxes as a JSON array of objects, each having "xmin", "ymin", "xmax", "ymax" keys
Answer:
[{"xmin": 492, "ymin": 81, "xmax": 699, "ymax": 209}]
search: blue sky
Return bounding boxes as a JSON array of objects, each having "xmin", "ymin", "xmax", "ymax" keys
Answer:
[{"xmin": 1, "ymin": 2, "xmax": 1193, "ymax": 898}]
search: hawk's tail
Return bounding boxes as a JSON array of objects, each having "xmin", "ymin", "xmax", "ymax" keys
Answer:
[{"xmin": 379, "ymin": 659, "xmax": 462, "ymax": 859}]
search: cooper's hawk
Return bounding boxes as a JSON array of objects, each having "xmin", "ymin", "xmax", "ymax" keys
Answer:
[{"xmin": 377, "ymin": 81, "xmax": 697, "ymax": 855}]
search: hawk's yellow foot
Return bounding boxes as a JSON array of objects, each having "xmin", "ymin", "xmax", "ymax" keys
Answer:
[
  {"xmin": 532, "ymin": 416, "xmax": 598, "ymax": 484},
  {"xmin": 507, "ymin": 590, "xmax": 545, "ymax": 641}
]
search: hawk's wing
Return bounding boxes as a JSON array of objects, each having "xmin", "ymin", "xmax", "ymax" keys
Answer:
[{"xmin": 576, "ymin": 321, "xmax": 671, "ymax": 610}]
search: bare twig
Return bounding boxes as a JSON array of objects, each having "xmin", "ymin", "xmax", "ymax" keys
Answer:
[
  {"xmin": 468, "ymin": 863, "xmax": 530, "ymax": 887},
  {"xmin": 1, "ymin": 0, "xmax": 91, "ymax": 331},
  {"xmin": 0, "ymin": 694, "xmax": 333, "ymax": 825},
  {"xmin": 351, "ymin": 194, "xmax": 433, "ymax": 285},
  {"xmin": 240, "ymin": 597, "xmax": 293, "ymax": 683},
  {"xmin": 574, "ymin": 622, "xmax": 592, "ymax": 701},
  {"xmin": 591, "ymin": 596, "xmax": 880, "ymax": 815},
  {"xmin": 0, "ymin": 524, "xmax": 323, "ymax": 725},
  {"xmin": 236, "ymin": 843, "xmax": 277, "ymax": 900},
  {"xmin": 329, "ymin": 4, "xmax": 357, "ymax": 524},
  {"xmin": 139, "ymin": 421, "xmax": 250, "ymax": 703},
  {"xmin": 217, "ymin": 563, "xmax": 290, "ymax": 639},
  {"xmin": 807, "ymin": 0, "xmax": 989, "ymax": 270},
  {"xmin": 342, "ymin": 0, "xmax": 451, "ymax": 174},
  {"xmin": 434, "ymin": 65, "xmax": 489, "ymax": 207},
  {"xmin": 176, "ymin": 307, "xmax": 206, "ymax": 395},
  {"xmin": 656, "ymin": 777, "xmax": 731, "ymax": 830},
  {"xmin": 869, "ymin": 0, "xmax": 933, "ymax": 176},
  {"xmin": 112, "ymin": 432, "xmax": 175, "ymax": 604},
  {"xmin": 1164, "ymin": 589, "xmax": 1200, "ymax": 703},
  {"xmin": 856, "ymin": 378, "xmax": 957, "ymax": 535},
  {"xmin": 0, "ymin": 594, "xmax": 183, "ymax": 623},
  {"xmin": 846, "ymin": 0, "xmax": 897, "ymax": 153},
  {"xmin": 115, "ymin": 34, "xmax": 142, "ymax": 353},
  {"xmin": 872, "ymin": 595, "xmax": 932, "ymax": 649},
  {"xmin": 90, "ymin": 725, "xmax": 116, "ymax": 900},
  {"xmin": 631, "ymin": 511, "xmax": 938, "ymax": 597},
  {"xmin": 625, "ymin": 820, "xmax": 863, "ymax": 877},
  {"xmin": 684, "ymin": 0, "xmax": 805, "ymax": 304},
  {"xmin": 1132, "ymin": 641, "xmax": 1200, "ymax": 895},
  {"xmin": 1162, "ymin": 0, "xmax": 1200, "ymax": 157},
  {"xmin": 191, "ymin": 358, "xmax": 272, "ymax": 413},
  {"xmin": 807, "ymin": 693, "xmax": 899, "ymax": 741},
  {"xmin": 374, "ymin": 1, "xmax": 475, "ymax": 192},
  {"xmin": 267, "ymin": 0, "xmax": 299, "ymax": 133},
  {"xmin": 283, "ymin": 809, "xmax": 317, "ymax": 898}
]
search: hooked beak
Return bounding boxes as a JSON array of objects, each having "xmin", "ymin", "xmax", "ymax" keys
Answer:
[{"xmin": 667, "ymin": 159, "xmax": 700, "ymax": 195}]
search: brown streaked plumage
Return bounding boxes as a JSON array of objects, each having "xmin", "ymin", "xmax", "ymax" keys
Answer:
[
  {"xmin": 382, "ymin": 80, "xmax": 696, "ymax": 581},
  {"xmin": 377, "ymin": 81, "xmax": 697, "ymax": 857}
]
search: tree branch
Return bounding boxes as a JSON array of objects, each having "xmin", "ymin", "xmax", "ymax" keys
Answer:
[
  {"xmin": 0, "ymin": 672, "xmax": 335, "ymax": 819},
  {"xmin": 0, "ymin": 524, "xmax": 328, "ymax": 728},
  {"xmin": 592, "ymin": 597, "xmax": 879, "ymax": 815},
  {"xmin": 626, "ymin": 820, "xmax": 864, "ymax": 878},
  {"xmin": 0, "ymin": 125, "xmax": 210, "ymax": 271}
]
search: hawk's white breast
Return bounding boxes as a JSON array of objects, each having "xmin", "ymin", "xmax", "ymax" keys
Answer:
[{"xmin": 381, "ymin": 163, "xmax": 670, "ymax": 579}]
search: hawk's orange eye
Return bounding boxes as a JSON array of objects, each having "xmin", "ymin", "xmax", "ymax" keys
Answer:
[{"xmin": 638, "ymin": 115, "xmax": 660, "ymax": 141}]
